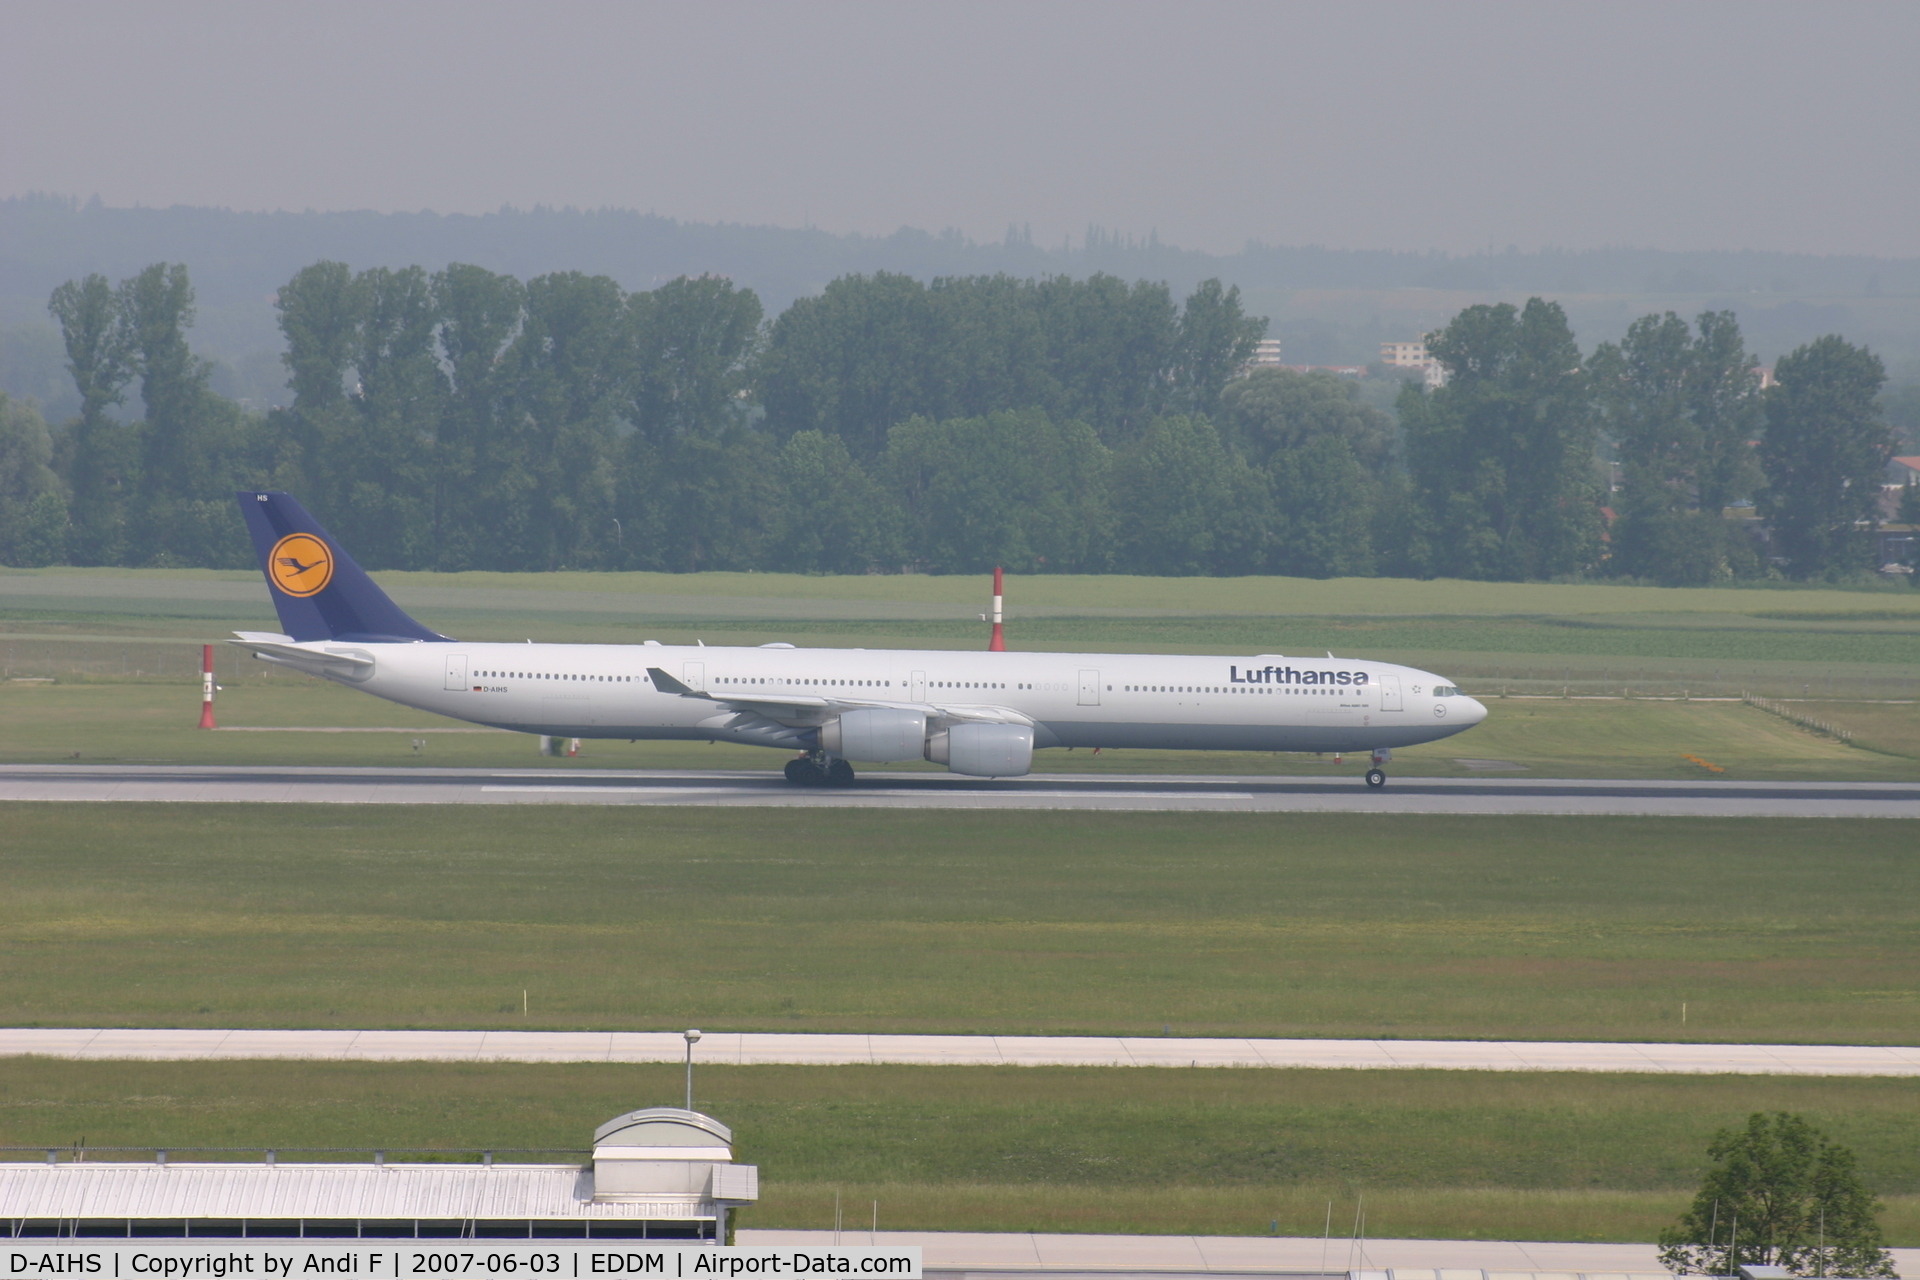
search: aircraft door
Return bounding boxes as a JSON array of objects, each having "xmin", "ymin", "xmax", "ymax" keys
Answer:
[
  {"xmin": 682, "ymin": 661, "xmax": 706, "ymax": 692},
  {"xmin": 911, "ymin": 670, "xmax": 927, "ymax": 701},
  {"xmin": 1078, "ymin": 669, "xmax": 1101, "ymax": 706},
  {"xmin": 444, "ymin": 653, "xmax": 468, "ymax": 691},
  {"xmin": 1378, "ymin": 673, "xmax": 1403, "ymax": 711}
]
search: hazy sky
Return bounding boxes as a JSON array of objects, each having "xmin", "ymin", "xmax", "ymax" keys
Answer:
[{"xmin": 4, "ymin": 0, "xmax": 1916, "ymax": 257}]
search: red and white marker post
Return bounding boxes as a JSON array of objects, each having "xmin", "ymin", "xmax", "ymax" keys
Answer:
[
  {"xmin": 197, "ymin": 644, "xmax": 216, "ymax": 729},
  {"xmin": 988, "ymin": 565, "xmax": 1006, "ymax": 652}
]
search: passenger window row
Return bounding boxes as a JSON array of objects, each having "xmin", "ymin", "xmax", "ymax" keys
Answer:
[{"xmin": 475, "ymin": 671, "xmax": 635, "ymax": 682}]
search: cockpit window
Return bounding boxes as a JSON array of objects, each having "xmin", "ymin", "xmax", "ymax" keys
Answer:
[{"xmin": 1433, "ymin": 685, "xmax": 1460, "ymax": 697}]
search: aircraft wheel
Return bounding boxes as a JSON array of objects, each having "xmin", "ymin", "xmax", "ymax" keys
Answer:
[
  {"xmin": 784, "ymin": 758, "xmax": 823, "ymax": 786},
  {"xmin": 1365, "ymin": 768, "xmax": 1387, "ymax": 789},
  {"xmin": 826, "ymin": 759, "xmax": 857, "ymax": 788}
]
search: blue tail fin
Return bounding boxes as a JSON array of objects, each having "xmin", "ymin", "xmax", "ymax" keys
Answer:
[{"xmin": 236, "ymin": 491, "xmax": 450, "ymax": 643}]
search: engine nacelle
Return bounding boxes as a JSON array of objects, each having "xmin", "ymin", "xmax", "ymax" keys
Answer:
[
  {"xmin": 925, "ymin": 723, "xmax": 1034, "ymax": 777},
  {"xmin": 818, "ymin": 708, "xmax": 927, "ymax": 762}
]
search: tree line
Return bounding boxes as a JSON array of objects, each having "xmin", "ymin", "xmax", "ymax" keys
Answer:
[{"xmin": 0, "ymin": 260, "xmax": 1901, "ymax": 583}]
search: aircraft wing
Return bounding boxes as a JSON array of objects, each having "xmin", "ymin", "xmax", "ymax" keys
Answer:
[{"xmin": 645, "ymin": 667, "xmax": 1033, "ymax": 727}]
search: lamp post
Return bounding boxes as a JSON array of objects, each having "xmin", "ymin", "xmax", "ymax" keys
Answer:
[{"xmin": 683, "ymin": 1029, "xmax": 701, "ymax": 1111}]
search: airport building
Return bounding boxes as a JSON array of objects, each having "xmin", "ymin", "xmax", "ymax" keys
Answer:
[{"xmin": 0, "ymin": 1108, "xmax": 757, "ymax": 1241}]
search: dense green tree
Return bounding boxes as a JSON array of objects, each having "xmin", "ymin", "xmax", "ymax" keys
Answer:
[
  {"xmin": 1170, "ymin": 278, "xmax": 1266, "ymax": 419},
  {"xmin": 758, "ymin": 272, "xmax": 1249, "ymax": 459},
  {"xmin": 1399, "ymin": 299, "xmax": 1602, "ymax": 580},
  {"xmin": 1589, "ymin": 311, "xmax": 1762, "ymax": 584},
  {"xmin": 1268, "ymin": 433, "xmax": 1374, "ymax": 578},
  {"xmin": 627, "ymin": 274, "xmax": 763, "ymax": 446},
  {"xmin": 1659, "ymin": 1113, "xmax": 1894, "ymax": 1278},
  {"xmin": 1219, "ymin": 368, "xmax": 1388, "ymax": 577},
  {"xmin": 491, "ymin": 272, "xmax": 626, "ymax": 569},
  {"xmin": 328, "ymin": 266, "xmax": 443, "ymax": 567},
  {"xmin": 46, "ymin": 273, "xmax": 134, "ymax": 563},
  {"xmin": 1690, "ymin": 311, "xmax": 1766, "ymax": 515},
  {"xmin": 1031, "ymin": 273, "xmax": 1182, "ymax": 445},
  {"xmin": 119, "ymin": 264, "xmax": 212, "ymax": 497},
  {"xmin": 1218, "ymin": 367, "xmax": 1393, "ymax": 471},
  {"xmin": 884, "ymin": 408, "xmax": 1112, "ymax": 574},
  {"xmin": 274, "ymin": 261, "xmax": 368, "ymax": 508},
  {"xmin": 646, "ymin": 426, "xmax": 782, "ymax": 573},
  {"xmin": 276, "ymin": 261, "xmax": 363, "ymax": 411},
  {"xmin": 1759, "ymin": 336, "xmax": 1892, "ymax": 578},
  {"xmin": 767, "ymin": 430, "xmax": 900, "ymax": 574},
  {"xmin": 920, "ymin": 274, "xmax": 1054, "ymax": 429},
  {"xmin": 1110, "ymin": 414, "xmax": 1267, "ymax": 576},
  {"xmin": 431, "ymin": 263, "xmax": 525, "ymax": 570},
  {"xmin": 0, "ymin": 393, "xmax": 68, "ymax": 566},
  {"xmin": 116, "ymin": 264, "xmax": 257, "ymax": 566},
  {"xmin": 759, "ymin": 272, "xmax": 938, "ymax": 461}
]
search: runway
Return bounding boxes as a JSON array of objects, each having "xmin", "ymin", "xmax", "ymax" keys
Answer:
[
  {"xmin": 0, "ymin": 763, "xmax": 1916, "ymax": 815},
  {"xmin": 5, "ymin": 1028, "xmax": 1918, "ymax": 1076}
]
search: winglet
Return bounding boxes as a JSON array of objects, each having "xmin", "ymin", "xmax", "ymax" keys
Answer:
[{"xmin": 647, "ymin": 666, "xmax": 703, "ymax": 696}]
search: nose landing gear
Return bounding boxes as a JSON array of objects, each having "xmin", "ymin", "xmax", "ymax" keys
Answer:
[
  {"xmin": 784, "ymin": 751, "xmax": 856, "ymax": 787},
  {"xmin": 1365, "ymin": 747, "xmax": 1391, "ymax": 789}
]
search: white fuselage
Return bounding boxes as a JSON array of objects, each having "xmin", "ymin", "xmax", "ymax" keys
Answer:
[{"xmin": 261, "ymin": 639, "xmax": 1488, "ymax": 758}]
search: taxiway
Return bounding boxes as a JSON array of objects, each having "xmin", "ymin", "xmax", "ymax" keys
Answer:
[{"xmin": 4, "ymin": 1028, "xmax": 1918, "ymax": 1075}]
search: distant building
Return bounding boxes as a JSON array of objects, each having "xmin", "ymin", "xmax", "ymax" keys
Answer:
[
  {"xmin": 1754, "ymin": 366, "xmax": 1777, "ymax": 389},
  {"xmin": 0, "ymin": 1108, "xmax": 758, "ymax": 1241},
  {"xmin": 1246, "ymin": 338, "xmax": 1284, "ymax": 370},
  {"xmin": 1380, "ymin": 341, "xmax": 1446, "ymax": 388}
]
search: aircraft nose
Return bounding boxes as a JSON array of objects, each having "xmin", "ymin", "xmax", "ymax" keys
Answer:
[{"xmin": 1462, "ymin": 695, "xmax": 1489, "ymax": 723}]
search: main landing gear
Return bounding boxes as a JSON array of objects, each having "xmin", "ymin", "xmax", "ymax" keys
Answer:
[
  {"xmin": 1365, "ymin": 747, "xmax": 1391, "ymax": 789},
  {"xmin": 785, "ymin": 752, "xmax": 856, "ymax": 787}
]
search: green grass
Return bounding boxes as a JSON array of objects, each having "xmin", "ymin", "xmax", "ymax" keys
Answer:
[
  {"xmin": 1793, "ymin": 700, "xmax": 1920, "ymax": 761},
  {"xmin": 5, "ymin": 1059, "xmax": 1920, "ymax": 1243},
  {"xmin": 5, "ymin": 804, "xmax": 1920, "ymax": 1042},
  {"xmin": 5, "ymin": 567, "xmax": 1919, "ymax": 694},
  {"xmin": 3, "ymin": 675, "xmax": 1913, "ymax": 780},
  {"xmin": 9, "ymin": 564, "xmax": 1920, "ymax": 617}
]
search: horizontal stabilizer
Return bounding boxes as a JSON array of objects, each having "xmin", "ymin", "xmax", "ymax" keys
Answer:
[{"xmin": 229, "ymin": 632, "xmax": 375, "ymax": 669}]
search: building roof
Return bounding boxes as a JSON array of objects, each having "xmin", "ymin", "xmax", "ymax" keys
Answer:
[
  {"xmin": 0, "ymin": 1163, "xmax": 714, "ymax": 1222},
  {"xmin": 596, "ymin": 1108, "xmax": 732, "ymax": 1147}
]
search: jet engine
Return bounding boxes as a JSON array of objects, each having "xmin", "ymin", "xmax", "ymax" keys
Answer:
[
  {"xmin": 925, "ymin": 723, "xmax": 1034, "ymax": 777},
  {"xmin": 817, "ymin": 708, "xmax": 927, "ymax": 762}
]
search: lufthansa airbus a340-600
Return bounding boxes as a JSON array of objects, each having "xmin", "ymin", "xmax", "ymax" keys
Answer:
[{"xmin": 230, "ymin": 491, "xmax": 1487, "ymax": 787}]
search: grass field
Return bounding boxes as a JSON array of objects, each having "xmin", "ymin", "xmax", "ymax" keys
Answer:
[
  {"xmin": 4, "ymin": 567, "xmax": 1918, "ymax": 700},
  {"xmin": 4, "ymin": 804, "xmax": 1919, "ymax": 1042},
  {"xmin": 4, "ymin": 565, "xmax": 1917, "ymax": 1244},
  {"xmin": 4, "ymin": 1059, "xmax": 1919, "ymax": 1243},
  {"xmin": 12, "ymin": 564, "xmax": 1920, "ymax": 616},
  {"xmin": 2, "ymin": 666, "xmax": 1914, "ymax": 780}
]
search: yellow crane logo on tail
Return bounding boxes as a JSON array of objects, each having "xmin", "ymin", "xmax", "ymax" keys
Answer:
[{"xmin": 267, "ymin": 533, "xmax": 334, "ymax": 598}]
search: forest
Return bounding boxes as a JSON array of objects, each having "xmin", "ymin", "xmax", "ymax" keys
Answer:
[{"xmin": 0, "ymin": 260, "xmax": 1903, "ymax": 585}]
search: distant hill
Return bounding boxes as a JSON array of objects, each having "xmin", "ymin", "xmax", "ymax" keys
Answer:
[{"xmin": 5, "ymin": 194, "xmax": 1918, "ymax": 420}]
